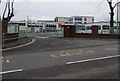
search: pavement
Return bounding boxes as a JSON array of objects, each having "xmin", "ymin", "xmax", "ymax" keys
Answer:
[{"xmin": 2, "ymin": 37, "xmax": 32, "ymax": 49}]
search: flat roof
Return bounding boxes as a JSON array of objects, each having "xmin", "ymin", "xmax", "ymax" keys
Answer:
[{"xmin": 71, "ymin": 16, "xmax": 94, "ymax": 18}]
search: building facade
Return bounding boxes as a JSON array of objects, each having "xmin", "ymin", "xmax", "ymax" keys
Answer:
[
  {"xmin": 9, "ymin": 21, "xmax": 28, "ymax": 33},
  {"xmin": 54, "ymin": 17, "xmax": 70, "ymax": 22},
  {"xmin": 54, "ymin": 16, "xmax": 94, "ymax": 25},
  {"xmin": 68, "ymin": 16, "xmax": 94, "ymax": 24},
  {"xmin": 9, "ymin": 16, "xmax": 94, "ymax": 33}
]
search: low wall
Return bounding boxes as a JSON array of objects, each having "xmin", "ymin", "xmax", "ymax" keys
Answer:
[
  {"xmin": 75, "ymin": 33, "xmax": 119, "ymax": 39},
  {"xmin": 63, "ymin": 25, "xmax": 120, "ymax": 39},
  {"xmin": 3, "ymin": 33, "xmax": 19, "ymax": 43}
]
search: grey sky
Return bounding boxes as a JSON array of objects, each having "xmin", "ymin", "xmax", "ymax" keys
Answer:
[{"xmin": 1, "ymin": 0, "xmax": 119, "ymax": 21}]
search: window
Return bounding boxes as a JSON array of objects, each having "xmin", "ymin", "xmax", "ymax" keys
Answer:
[
  {"xmin": 69, "ymin": 22, "xmax": 73, "ymax": 24},
  {"xmin": 75, "ymin": 22, "xmax": 82, "ymax": 24},
  {"xmin": 98, "ymin": 26, "xmax": 101, "ymax": 30},
  {"xmin": 19, "ymin": 23, "xmax": 25, "ymax": 26},
  {"xmin": 69, "ymin": 18, "xmax": 73, "ymax": 21},
  {"xmin": 84, "ymin": 18, "xmax": 87, "ymax": 21},
  {"xmin": 102, "ymin": 25, "xmax": 109, "ymax": 30},
  {"xmin": 75, "ymin": 18, "xmax": 82, "ymax": 21},
  {"xmin": 86, "ymin": 26, "xmax": 91, "ymax": 30},
  {"xmin": 113, "ymin": 26, "xmax": 117, "ymax": 29},
  {"xmin": 76, "ymin": 26, "xmax": 85, "ymax": 29},
  {"xmin": 92, "ymin": 18, "xmax": 94, "ymax": 22}
]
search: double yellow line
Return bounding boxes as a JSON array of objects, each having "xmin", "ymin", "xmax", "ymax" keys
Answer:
[{"xmin": 0, "ymin": 39, "xmax": 36, "ymax": 51}]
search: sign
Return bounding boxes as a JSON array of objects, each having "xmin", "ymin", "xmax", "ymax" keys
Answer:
[{"xmin": 58, "ymin": 24, "xmax": 62, "ymax": 27}]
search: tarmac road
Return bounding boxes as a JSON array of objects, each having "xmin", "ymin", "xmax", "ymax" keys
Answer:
[{"xmin": 1, "ymin": 37, "xmax": 119, "ymax": 79}]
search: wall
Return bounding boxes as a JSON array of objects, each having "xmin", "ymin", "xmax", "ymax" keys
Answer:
[
  {"xmin": 63, "ymin": 25, "xmax": 120, "ymax": 39},
  {"xmin": 1, "ymin": 20, "xmax": 19, "ymax": 44}
]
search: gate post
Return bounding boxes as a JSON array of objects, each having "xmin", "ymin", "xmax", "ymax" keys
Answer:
[{"xmin": 91, "ymin": 25, "xmax": 99, "ymax": 37}]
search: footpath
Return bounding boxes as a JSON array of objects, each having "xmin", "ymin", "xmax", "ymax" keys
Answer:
[{"xmin": 2, "ymin": 37, "xmax": 32, "ymax": 49}]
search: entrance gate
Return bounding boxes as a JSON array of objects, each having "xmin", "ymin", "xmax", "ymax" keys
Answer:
[{"xmin": 20, "ymin": 27, "xmax": 64, "ymax": 38}]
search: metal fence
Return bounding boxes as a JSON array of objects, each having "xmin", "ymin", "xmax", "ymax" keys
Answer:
[
  {"xmin": 19, "ymin": 27, "xmax": 64, "ymax": 38},
  {"xmin": 76, "ymin": 26, "xmax": 120, "ymax": 35}
]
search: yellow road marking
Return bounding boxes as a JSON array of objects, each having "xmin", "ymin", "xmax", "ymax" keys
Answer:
[
  {"xmin": 50, "ymin": 55, "xmax": 59, "ymax": 58},
  {"xmin": 2, "ymin": 59, "xmax": 11, "ymax": 63},
  {"xmin": 6, "ymin": 59, "xmax": 10, "ymax": 63},
  {"xmin": 1, "ymin": 56, "xmax": 11, "ymax": 63},
  {"xmin": 86, "ymin": 50, "xmax": 95, "ymax": 54},
  {"xmin": 1, "ymin": 39, "xmax": 35, "ymax": 51},
  {"xmin": 50, "ymin": 50, "xmax": 96, "ymax": 58},
  {"xmin": 105, "ymin": 48, "xmax": 118, "ymax": 51},
  {"xmin": 60, "ymin": 53, "xmax": 72, "ymax": 57}
]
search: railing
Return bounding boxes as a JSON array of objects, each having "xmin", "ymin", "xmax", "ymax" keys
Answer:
[{"xmin": 76, "ymin": 26, "xmax": 120, "ymax": 35}]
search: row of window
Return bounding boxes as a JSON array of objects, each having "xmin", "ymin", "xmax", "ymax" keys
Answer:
[
  {"xmin": 45, "ymin": 25, "xmax": 56, "ymax": 27},
  {"xmin": 76, "ymin": 25, "xmax": 118, "ymax": 30},
  {"xmin": 69, "ymin": 18, "xmax": 94, "ymax": 22},
  {"xmin": 9, "ymin": 23, "xmax": 26, "ymax": 26},
  {"xmin": 65, "ymin": 22, "xmax": 90, "ymax": 24}
]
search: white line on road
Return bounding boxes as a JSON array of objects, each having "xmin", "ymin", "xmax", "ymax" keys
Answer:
[
  {"xmin": 0, "ymin": 69, "xmax": 23, "ymax": 75},
  {"xmin": 67, "ymin": 55, "xmax": 120, "ymax": 65}
]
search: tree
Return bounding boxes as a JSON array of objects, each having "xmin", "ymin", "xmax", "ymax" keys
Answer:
[
  {"xmin": 0, "ymin": 0, "xmax": 14, "ymax": 22},
  {"xmin": 106, "ymin": 0, "xmax": 120, "ymax": 34}
]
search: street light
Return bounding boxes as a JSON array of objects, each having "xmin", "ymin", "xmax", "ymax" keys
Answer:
[{"xmin": 117, "ymin": 0, "xmax": 120, "ymax": 34}]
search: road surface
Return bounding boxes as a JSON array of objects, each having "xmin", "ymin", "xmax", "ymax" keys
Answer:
[{"xmin": 1, "ymin": 38, "xmax": 119, "ymax": 79}]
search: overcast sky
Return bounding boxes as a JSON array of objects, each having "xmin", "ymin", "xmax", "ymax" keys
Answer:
[{"xmin": 1, "ymin": 0, "xmax": 120, "ymax": 21}]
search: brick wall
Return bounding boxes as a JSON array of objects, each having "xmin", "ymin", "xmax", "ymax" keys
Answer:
[
  {"xmin": 63, "ymin": 25, "xmax": 120, "ymax": 39},
  {"xmin": 1, "ymin": 20, "xmax": 19, "ymax": 44}
]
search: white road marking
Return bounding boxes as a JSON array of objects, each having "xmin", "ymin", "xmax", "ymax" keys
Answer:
[
  {"xmin": 67, "ymin": 55, "xmax": 120, "ymax": 64},
  {"xmin": 0, "ymin": 69, "xmax": 23, "ymax": 75}
]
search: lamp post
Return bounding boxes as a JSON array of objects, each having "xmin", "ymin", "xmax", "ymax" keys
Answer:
[{"xmin": 117, "ymin": 0, "xmax": 120, "ymax": 34}]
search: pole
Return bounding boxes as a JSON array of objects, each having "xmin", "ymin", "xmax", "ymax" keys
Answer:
[{"xmin": 116, "ymin": 0, "xmax": 120, "ymax": 34}]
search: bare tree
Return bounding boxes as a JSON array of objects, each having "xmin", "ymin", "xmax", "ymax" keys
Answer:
[
  {"xmin": 106, "ymin": 0, "xmax": 119, "ymax": 34},
  {"xmin": 1, "ymin": 0, "xmax": 14, "ymax": 22},
  {"xmin": 0, "ymin": 0, "xmax": 2, "ymax": 20}
]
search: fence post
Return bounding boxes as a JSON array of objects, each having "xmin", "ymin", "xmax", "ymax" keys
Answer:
[{"xmin": 92, "ymin": 25, "xmax": 99, "ymax": 37}]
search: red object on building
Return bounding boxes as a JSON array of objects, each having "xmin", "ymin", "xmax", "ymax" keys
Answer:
[{"xmin": 58, "ymin": 24, "xmax": 62, "ymax": 27}]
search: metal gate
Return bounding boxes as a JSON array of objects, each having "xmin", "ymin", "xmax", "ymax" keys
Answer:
[{"xmin": 19, "ymin": 27, "xmax": 64, "ymax": 38}]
